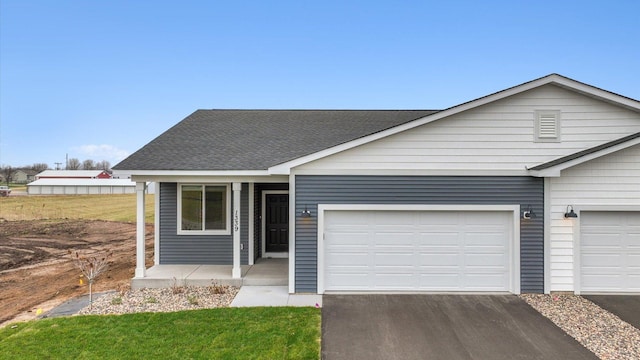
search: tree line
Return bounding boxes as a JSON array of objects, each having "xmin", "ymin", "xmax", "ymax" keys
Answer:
[{"xmin": 0, "ymin": 159, "xmax": 112, "ymax": 186}]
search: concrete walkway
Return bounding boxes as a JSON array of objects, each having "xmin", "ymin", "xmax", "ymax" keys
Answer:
[
  {"xmin": 40, "ymin": 292, "xmax": 112, "ymax": 319},
  {"xmin": 230, "ymin": 286, "xmax": 322, "ymax": 307},
  {"xmin": 42, "ymin": 285, "xmax": 320, "ymax": 319}
]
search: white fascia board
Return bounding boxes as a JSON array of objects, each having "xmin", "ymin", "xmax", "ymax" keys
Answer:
[
  {"xmin": 130, "ymin": 172, "xmax": 288, "ymax": 183},
  {"xmin": 551, "ymin": 76, "xmax": 640, "ymax": 112},
  {"xmin": 292, "ymin": 169, "xmax": 531, "ymax": 176},
  {"xmin": 127, "ymin": 170, "xmax": 271, "ymax": 177},
  {"xmin": 271, "ymin": 74, "xmax": 640, "ymax": 174},
  {"xmin": 528, "ymin": 136, "xmax": 640, "ymax": 177}
]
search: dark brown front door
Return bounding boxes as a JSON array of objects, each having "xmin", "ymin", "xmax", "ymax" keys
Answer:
[{"xmin": 265, "ymin": 194, "xmax": 288, "ymax": 253}]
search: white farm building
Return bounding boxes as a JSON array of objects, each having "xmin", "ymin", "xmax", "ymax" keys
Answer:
[{"xmin": 27, "ymin": 178, "xmax": 136, "ymax": 195}]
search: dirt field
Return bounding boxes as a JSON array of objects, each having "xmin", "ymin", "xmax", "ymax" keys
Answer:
[{"xmin": 0, "ymin": 219, "xmax": 153, "ymax": 325}]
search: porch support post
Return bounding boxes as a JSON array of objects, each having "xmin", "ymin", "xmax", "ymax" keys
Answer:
[
  {"xmin": 135, "ymin": 182, "xmax": 147, "ymax": 278},
  {"xmin": 232, "ymin": 182, "xmax": 242, "ymax": 278}
]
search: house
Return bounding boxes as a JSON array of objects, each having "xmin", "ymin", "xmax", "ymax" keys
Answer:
[
  {"xmin": 36, "ymin": 170, "xmax": 112, "ymax": 179},
  {"xmin": 13, "ymin": 169, "xmax": 38, "ymax": 183},
  {"xmin": 113, "ymin": 74, "xmax": 640, "ymax": 295}
]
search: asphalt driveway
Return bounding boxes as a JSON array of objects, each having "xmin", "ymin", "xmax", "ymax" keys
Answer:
[
  {"xmin": 322, "ymin": 294, "xmax": 597, "ymax": 360},
  {"xmin": 584, "ymin": 295, "xmax": 640, "ymax": 329}
]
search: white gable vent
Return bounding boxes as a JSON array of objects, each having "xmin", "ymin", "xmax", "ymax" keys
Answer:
[{"xmin": 535, "ymin": 110, "xmax": 561, "ymax": 142}]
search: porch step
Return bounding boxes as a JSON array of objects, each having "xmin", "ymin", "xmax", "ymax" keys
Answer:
[
  {"xmin": 131, "ymin": 277, "xmax": 243, "ymax": 289},
  {"xmin": 131, "ymin": 259, "xmax": 288, "ymax": 289}
]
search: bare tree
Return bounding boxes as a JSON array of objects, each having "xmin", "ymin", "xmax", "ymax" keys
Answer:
[
  {"xmin": 96, "ymin": 160, "xmax": 111, "ymax": 172},
  {"xmin": 0, "ymin": 166, "xmax": 16, "ymax": 186},
  {"xmin": 68, "ymin": 250, "xmax": 112, "ymax": 308},
  {"xmin": 30, "ymin": 163, "xmax": 49, "ymax": 172},
  {"xmin": 66, "ymin": 158, "xmax": 81, "ymax": 170},
  {"xmin": 82, "ymin": 159, "xmax": 96, "ymax": 170}
]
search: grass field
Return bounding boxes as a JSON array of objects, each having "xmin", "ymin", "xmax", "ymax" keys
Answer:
[
  {"xmin": 0, "ymin": 307, "xmax": 321, "ymax": 359},
  {"xmin": 0, "ymin": 194, "xmax": 154, "ymax": 223}
]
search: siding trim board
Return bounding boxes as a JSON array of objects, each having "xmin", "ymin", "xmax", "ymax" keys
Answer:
[{"xmin": 295, "ymin": 175, "xmax": 544, "ymax": 293}]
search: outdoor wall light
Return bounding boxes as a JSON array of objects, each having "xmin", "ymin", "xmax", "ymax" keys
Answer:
[
  {"xmin": 564, "ymin": 205, "xmax": 578, "ymax": 218},
  {"xmin": 301, "ymin": 205, "xmax": 311, "ymax": 218},
  {"xmin": 522, "ymin": 205, "xmax": 536, "ymax": 220}
]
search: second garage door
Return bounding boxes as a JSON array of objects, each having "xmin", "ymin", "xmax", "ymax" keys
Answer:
[
  {"xmin": 580, "ymin": 211, "xmax": 640, "ymax": 293},
  {"xmin": 321, "ymin": 209, "xmax": 514, "ymax": 293}
]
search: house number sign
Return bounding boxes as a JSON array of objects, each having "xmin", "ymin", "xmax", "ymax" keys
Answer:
[{"xmin": 234, "ymin": 209, "xmax": 239, "ymax": 232}]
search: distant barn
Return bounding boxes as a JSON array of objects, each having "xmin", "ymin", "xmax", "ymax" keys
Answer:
[
  {"xmin": 35, "ymin": 170, "xmax": 112, "ymax": 179},
  {"xmin": 27, "ymin": 178, "xmax": 136, "ymax": 195}
]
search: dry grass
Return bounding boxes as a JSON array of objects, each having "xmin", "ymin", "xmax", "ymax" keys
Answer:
[{"xmin": 0, "ymin": 194, "xmax": 154, "ymax": 223}]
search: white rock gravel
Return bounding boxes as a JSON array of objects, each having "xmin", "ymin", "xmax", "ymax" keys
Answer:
[
  {"xmin": 520, "ymin": 294, "xmax": 640, "ymax": 360},
  {"xmin": 78, "ymin": 285, "xmax": 239, "ymax": 315}
]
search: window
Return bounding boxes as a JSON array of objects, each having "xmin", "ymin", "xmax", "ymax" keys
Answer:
[
  {"xmin": 178, "ymin": 184, "xmax": 230, "ymax": 234},
  {"xmin": 535, "ymin": 110, "xmax": 561, "ymax": 142}
]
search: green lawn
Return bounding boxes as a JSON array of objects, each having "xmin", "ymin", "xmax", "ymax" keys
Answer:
[{"xmin": 0, "ymin": 307, "xmax": 321, "ymax": 359}]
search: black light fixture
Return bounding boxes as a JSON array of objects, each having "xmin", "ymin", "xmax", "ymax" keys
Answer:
[
  {"xmin": 564, "ymin": 205, "xmax": 578, "ymax": 218},
  {"xmin": 522, "ymin": 205, "xmax": 536, "ymax": 220},
  {"xmin": 301, "ymin": 205, "xmax": 311, "ymax": 218}
]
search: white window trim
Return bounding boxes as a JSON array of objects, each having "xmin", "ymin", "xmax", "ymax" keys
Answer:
[
  {"xmin": 534, "ymin": 110, "xmax": 561, "ymax": 143},
  {"xmin": 177, "ymin": 183, "xmax": 231, "ymax": 235}
]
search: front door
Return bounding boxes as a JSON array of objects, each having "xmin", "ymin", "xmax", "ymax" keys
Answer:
[{"xmin": 265, "ymin": 194, "xmax": 289, "ymax": 253}]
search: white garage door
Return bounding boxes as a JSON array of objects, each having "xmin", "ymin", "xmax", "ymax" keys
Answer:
[
  {"xmin": 322, "ymin": 210, "xmax": 513, "ymax": 292},
  {"xmin": 580, "ymin": 211, "xmax": 640, "ymax": 293}
]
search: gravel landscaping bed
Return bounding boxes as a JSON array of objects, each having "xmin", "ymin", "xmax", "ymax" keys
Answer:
[
  {"xmin": 78, "ymin": 285, "xmax": 239, "ymax": 315},
  {"xmin": 520, "ymin": 294, "xmax": 640, "ymax": 360}
]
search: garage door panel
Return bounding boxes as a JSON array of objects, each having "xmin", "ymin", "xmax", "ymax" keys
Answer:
[
  {"xmin": 463, "ymin": 273, "xmax": 508, "ymax": 288},
  {"xmin": 466, "ymin": 232, "xmax": 508, "ymax": 246},
  {"xmin": 324, "ymin": 210, "xmax": 513, "ymax": 292},
  {"xmin": 580, "ymin": 211, "xmax": 640, "ymax": 293},
  {"xmin": 419, "ymin": 233, "xmax": 461, "ymax": 246},
  {"xmin": 374, "ymin": 232, "xmax": 416, "ymax": 246},
  {"xmin": 419, "ymin": 253, "xmax": 460, "ymax": 266},
  {"xmin": 326, "ymin": 253, "xmax": 370, "ymax": 266},
  {"xmin": 374, "ymin": 253, "xmax": 414, "ymax": 266},
  {"xmin": 417, "ymin": 212, "xmax": 459, "ymax": 225},
  {"xmin": 582, "ymin": 254, "xmax": 622, "ymax": 267},
  {"xmin": 465, "ymin": 253, "xmax": 506, "ymax": 266}
]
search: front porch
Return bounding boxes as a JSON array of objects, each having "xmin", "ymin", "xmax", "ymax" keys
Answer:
[{"xmin": 132, "ymin": 258, "xmax": 288, "ymax": 289}]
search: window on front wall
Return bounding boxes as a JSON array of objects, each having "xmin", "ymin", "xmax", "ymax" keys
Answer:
[{"xmin": 178, "ymin": 184, "xmax": 230, "ymax": 234}]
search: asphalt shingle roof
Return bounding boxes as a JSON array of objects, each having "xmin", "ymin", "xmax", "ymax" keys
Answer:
[{"xmin": 114, "ymin": 110, "xmax": 439, "ymax": 171}]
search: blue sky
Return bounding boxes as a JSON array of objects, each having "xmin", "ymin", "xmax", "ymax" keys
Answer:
[{"xmin": 1, "ymin": 0, "xmax": 639, "ymax": 168}]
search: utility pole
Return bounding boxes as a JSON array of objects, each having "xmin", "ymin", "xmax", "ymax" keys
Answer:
[{"xmin": 54, "ymin": 162, "xmax": 62, "ymax": 170}]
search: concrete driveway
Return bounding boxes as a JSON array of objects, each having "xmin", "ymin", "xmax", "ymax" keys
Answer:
[
  {"xmin": 584, "ymin": 295, "xmax": 640, "ymax": 329},
  {"xmin": 322, "ymin": 294, "xmax": 597, "ymax": 360}
]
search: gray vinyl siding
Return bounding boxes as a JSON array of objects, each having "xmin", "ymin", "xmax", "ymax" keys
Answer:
[
  {"xmin": 295, "ymin": 176, "xmax": 544, "ymax": 293},
  {"xmin": 159, "ymin": 182, "xmax": 249, "ymax": 265}
]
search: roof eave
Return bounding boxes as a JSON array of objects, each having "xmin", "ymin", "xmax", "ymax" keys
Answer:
[{"xmin": 527, "ymin": 136, "xmax": 640, "ymax": 177}]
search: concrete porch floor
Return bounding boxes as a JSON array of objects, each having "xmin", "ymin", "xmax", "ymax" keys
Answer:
[{"xmin": 131, "ymin": 258, "xmax": 288, "ymax": 289}]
